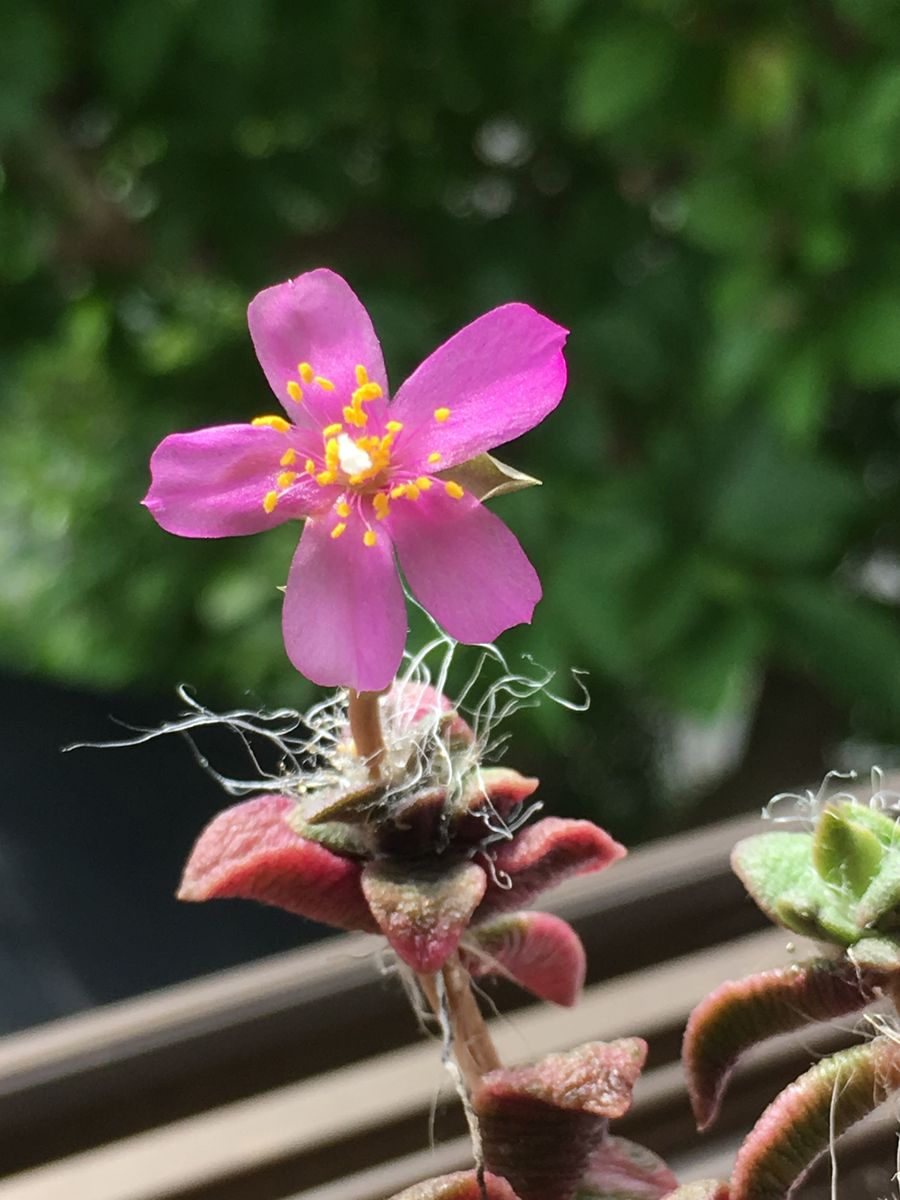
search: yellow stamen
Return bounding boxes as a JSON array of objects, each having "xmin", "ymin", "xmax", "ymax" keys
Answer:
[
  {"xmin": 434, "ymin": 407, "xmax": 450, "ymax": 423},
  {"xmin": 314, "ymin": 375, "xmax": 335, "ymax": 391},
  {"xmin": 280, "ymin": 448, "xmax": 297, "ymax": 467},
  {"xmin": 252, "ymin": 415, "xmax": 290, "ymax": 433},
  {"xmin": 316, "ymin": 469, "xmax": 336, "ymax": 486},
  {"xmin": 331, "ymin": 522, "xmax": 347, "ymax": 540},
  {"xmin": 263, "ymin": 490, "xmax": 279, "ymax": 513},
  {"xmin": 277, "ymin": 471, "xmax": 298, "ymax": 489},
  {"xmin": 416, "ymin": 476, "xmax": 433, "ymax": 490},
  {"xmin": 373, "ymin": 492, "xmax": 390, "ymax": 520},
  {"xmin": 445, "ymin": 480, "xmax": 464, "ymax": 500},
  {"xmin": 304, "ymin": 457, "xmax": 316, "ymax": 475},
  {"xmin": 355, "ymin": 364, "xmax": 369, "ymax": 386},
  {"xmin": 427, "ymin": 451, "xmax": 442, "ymax": 464},
  {"xmin": 391, "ymin": 485, "xmax": 407, "ymax": 500},
  {"xmin": 363, "ymin": 530, "xmax": 377, "ymax": 547},
  {"xmin": 351, "ymin": 382, "xmax": 383, "ymax": 403},
  {"xmin": 386, "ymin": 420, "xmax": 404, "ymax": 433},
  {"xmin": 343, "ymin": 405, "xmax": 368, "ymax": 428},
  {"xmin": 323, "ymin": 422, "xmax": 343, "ymax": 437},
  {"xmin": 336, "ymin": 500, "xmax": 351, "ymax": 518},
  {"xmin": 298, "ymin": 362, "xmax": 314, "ymax": 383},
  {"xmin": 286, "ymin": 381, "xmax": 303, "ymax": 404},
  {"xmin": 324, "ymin": 437, "xmax": 340, "ymax": 472},
  {"xmin": 405, "ymin": 483, "xmax": 421, "ymax": 501}
]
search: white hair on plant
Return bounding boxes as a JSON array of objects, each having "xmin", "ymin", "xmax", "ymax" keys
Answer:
[
  {"xmin": 764, "ymin": 766, "xmax": 900, "ymax": 830},
  {"xmin": 65, "ymin": 601, "xmax": 589, "ymax": 847}
]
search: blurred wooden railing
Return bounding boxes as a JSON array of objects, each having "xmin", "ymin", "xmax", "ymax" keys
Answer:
[{"xmin": 0, "ymin": 810, "xmax": 895, "ymax": 1199}]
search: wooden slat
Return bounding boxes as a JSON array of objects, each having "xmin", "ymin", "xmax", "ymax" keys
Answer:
[{"xmin": 0, "ymin": 928, "xmax": 809, "ymax": 1200}]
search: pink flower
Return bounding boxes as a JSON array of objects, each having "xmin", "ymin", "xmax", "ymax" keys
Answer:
[{"xmin": 143, "ymin": 269, "xmax": 568, "ymax": 691}]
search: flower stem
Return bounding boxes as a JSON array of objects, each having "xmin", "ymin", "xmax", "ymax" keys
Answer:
[
  {"xmin": 348, "ymin": 689, "xmax": 385, "ymax": 779},
  {"xmin": 419, "ymin": 956, "xmax": 502, "ymax": 1091}
]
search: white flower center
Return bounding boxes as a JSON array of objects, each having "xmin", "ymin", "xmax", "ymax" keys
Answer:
[{"xmin": 336, "ymin": 433, "xmax": 373, "ymax": 477}]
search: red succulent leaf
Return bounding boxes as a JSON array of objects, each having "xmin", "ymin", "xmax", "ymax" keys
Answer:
[
  {"xmin": 386, "ymin": 1171, "xmax": 521, "ymax": 1200},
  {"xmin": 575, "ymin": 1133, "xmax": 679, "ymax": 1198},
  {"xmin": 474, "ymin": 768, "xmax": 541, "ymax": 819},
  {"xmin": 361, "ymin": 858, "xmax": 486, "ymax": 972},
  {"xmin": 461, "ymin": 910, "xmax": 586, "ymax": 1006},
  {"xmin": 477, "ymin": 818, "xmax": 626, "ymax": 921},
  {"xmin": 731, "ymin": 1035, "xmax": 900, "ymax": 1200},
  {"xmin": 683, "ymin": 957, "xmax": 886, "ymax": 1131},
  {"xmin": 661, "ymin": 1185, "xmax": 730, "ymax": 1200},
  {"xmin": 477, "ymin": 1039, "xmax": 647, "ymax": 1119},
  {"xmin": 474, "ymin": 1040, "xmax": 646, "ymax": 1200},
  {"xmin": 178, "ymin": 794, "xmax": 376, "ymax": 932}
]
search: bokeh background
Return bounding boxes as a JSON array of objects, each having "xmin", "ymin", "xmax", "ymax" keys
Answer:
[{"xmin": 2, "ymin": 0, "xmax": 900, "ymax": 1022}]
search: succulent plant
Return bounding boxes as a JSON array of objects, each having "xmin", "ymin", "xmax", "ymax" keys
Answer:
[
  {"xmin": 681, "ymin": 799, "xmax": 900, "ymax": 1199},
  {"xmin": 180, "ymin": 682, "xmax": 623, "ymax": 1001}
]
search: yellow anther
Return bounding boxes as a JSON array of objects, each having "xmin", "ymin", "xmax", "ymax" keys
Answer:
[
  {"xmin": 386, "ymin": 420, "xmax": 404, "ymax": 433},
  {"xmin": 355, "ymin": 364, "xmax": 369, "ymax": 386},
  {"xmin": 277, "ymin": 471, "xmax": 299, "ymax": 489},
  {"xmin": 405, "ymin": 483, "xmax": 421, "ymax": 501},
  {"xmin": 363, "ymin": 530, "xmax": 377, "ymax": 547},
  {"xmin": 324, "ymin": 438, "xmax": 340, "ymax": 471},
  {"xmin": 298, "ymin": 362, "xmax": 314, "ymax": 383},
  {"xmin": 263, "ymin": 490, "xmax": 279, "ymax": 513},
  {"xmin": 336, "ymin": 500, "xmax": 351, "ymax": 518},
  {"xmin": 304, "ymin": 457, "xmax": 316, "ymax": 475},
  {"xmin": 434, "ymin": 407, "xmax": 451, "ymax": 423},
  {"xmin": 445, "ymin": 480, "xmax": 464, "ymax": 500},
  {"xmin": 316, "ymin": 469, "xmax": 336, "ymax": 486},
  {"xmin": 343, "ymin": 405, "xmax": 368, "ymax": 428},
  {"xmin": 416, "ymin": 476, "xmax": 433, "ymax": 490},
  {"xmin": 323, "ymin": 422, "xmax": 343, "ymax": 437},
  {"xmin": 391, "ymin": 485, "xmax": 407, "ymax": 499},
  {"xmin": 351, "ymin": 382, "xmax": 383, "ymax": 406},
  {"xmin": 252, "ymin": 415, "xmax": 291, "ymax": 433},
  {"xmin": 286, "ymin": 381, "xmax": 303, "ymax": 404},
  {"xmin": 373, "ymin": 492, "xmax": 390, "ymax": 520},
  {"xmin": 331, "ymin": 522, "xmax": 347, "ymax": 540},
  {"xmin": 280, "ymin": 448, "xmax": 297, "ymax": 467},
  {"xmin": 314, "ymin": 375, "xmax": 335, "ymax": 391},
  {"xmin": 427, "ymin": 451, "xmax": 442, "ymax": 464}
]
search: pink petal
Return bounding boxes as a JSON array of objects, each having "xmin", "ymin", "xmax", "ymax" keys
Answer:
[
  {"xmin": 388, "ymin": 487, "xmax": 541, "ymax": 645},
  {"xmin": 178, "ymin": 794, "xmax": 376, "ymax": 932},
  {"xmin": 478, "ymin": 818, "xmax": 626, "ymax": 920},
  {"xmin": 282, "ymin": 510, "xmax": 407, "ymax": 691},
  {"xmin": 389, "ymin": 304, "xmax": 568, "ymax": 471},
  {"xmin": 387, "ymin": 1172, "xmax": 521, "ymax": 1200},
  {"xmin": 144, "ymin": 424, "xmax": 327, "ymax": 537},
  {"xmin": 462, "ymin": 910, "xmax": 586, "ymax": 1006},
  {"xmin": 361, "ymin": 859, "xmax": 487, "ymax": 973},
  {"xmin": 248, "ymin": 269, "xmax": 388, "ymax": 421}
]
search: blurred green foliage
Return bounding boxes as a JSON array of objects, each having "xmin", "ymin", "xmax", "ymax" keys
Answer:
[{"xmin": 2, "ymin": 0, "xmax": 900, "ymax": 826}]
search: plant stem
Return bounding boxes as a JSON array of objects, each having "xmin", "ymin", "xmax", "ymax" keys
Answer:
[
  {"xmin": 419, "ymin": 956, "xmax": 502, "ymax": 1092},
  {"xmin": 348, "ymin": 689, "xmax": 385, "ymax": 780}
]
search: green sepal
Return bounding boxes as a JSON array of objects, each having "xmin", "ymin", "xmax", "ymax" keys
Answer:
[
  {"xmin": 303, "ymin": 781, "xmax": 385, "ymax": 825},
  {"xmin": 287, "ymin": 812, "xmax": 370, "ymax": 858},
  {"xmin": 438, "ymin": 453, "xmax": 540, "ymax": 502},
  {"xmin": 732, "ymin": 833, "xmax": 817, "ymax": 927},
  {"xmin": 847, "ymin": 933, "xmax": 900, "ymax": 971},
  {"xmin": 856, "ymin": 852, "xmax": 900, "ymax": 930},
  {"xmin": 812, "ymin": 805, "xmax": 884, "ymax": 896}
]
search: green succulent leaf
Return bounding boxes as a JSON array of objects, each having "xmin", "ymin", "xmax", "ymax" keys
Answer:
[
  {"xmin": 847, "ymin": 934, "xmax": 900, "ymax": 971},
  {"xmin": 837, "ymin": 803, "xmax": 900, "ymax": 848},
  {"xmin": 730, "ymin": 1037, "xmax": 900, "ymax": 1200},
  {"xmin": 774, "ymin": 889, "xmax": 859, "ymax": 945},
  {"xmin": 856, "ymin": 853, "xmax": 900, "ymax": 930},
  {"xmin": 812, "ymin": 805, "xmax": 884, "ymax": 896}
]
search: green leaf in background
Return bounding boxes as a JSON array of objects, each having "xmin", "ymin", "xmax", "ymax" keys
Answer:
[
  {"xmin": 841, "ymin": 286, "xmax": 900, "ymax": 386},
  {"xmin": 566, "ymin": 20, "xmax": 676, "ymax": 136}
]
